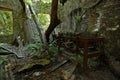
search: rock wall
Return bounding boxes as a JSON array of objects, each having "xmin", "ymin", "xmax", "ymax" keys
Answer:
[
  {"xmin": 58, "ymin": 0, "xmax": 81, "ymax": 32},
  {"xmin": 0, "ymin": 0, "xmax": 33, "ymax": 43},
  {"xmin": 96, "ymin": 0, "xmax": 120, "ymax": 56},
  {"xmin": 58, "ymin": 0, "xmax": 120, "ymax": 56}
]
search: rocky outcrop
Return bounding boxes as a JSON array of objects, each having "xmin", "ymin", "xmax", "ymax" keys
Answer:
[{"xmin": 58, "ymin": 0, "xmax": 120, "ymax": 57}]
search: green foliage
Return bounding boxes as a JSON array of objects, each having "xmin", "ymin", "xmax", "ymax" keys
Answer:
[
  {"xmin": 33, "ymin": 1, "xmax": 51, "ymax": 13},
  {"xmin": 0, "ymin": 11, "xmax": 13, "ymax": 35},
  {"xmin": 23, "ymin": 0, "xmax": 33, "ymax": 5},
  {"xmin": 25, "ymin": 34, "xmax": 43, "ymax": 57},
  {"xmin": 26, "ymin": 38, "xmax": 59, "ymax": 59},
  {"xmin": 38, "ymin": 14, "xmax": 50, "ymax": 32},
  {"xmin": 75, "ymin": 54, "xmax": 83, "ymax": 63},
  {"xmin": 31, "ymin": 0, "xmax": 51, "ymax": 32},
  {"xmin": 48, "ymin": 44, "xmax": 58, "ymax": 57},
  {"xmin": 41, "ymin": 0, "xmax": 52, "ymax": 3},
  {"xmin": 39, "ymin": 44, "xmax": 58, "ymax": 61},
  {"xmin": 0, "ymin": 56, "xmax": 7, "ymax": 65},
  {"xmin": 26, "ymin": 42, "xmax": 42, "ymax": 56}
]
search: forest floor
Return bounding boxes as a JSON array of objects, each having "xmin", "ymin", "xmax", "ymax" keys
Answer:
[{"xmin": 13, "ymin": 51, "xmax": 120, "ymax": 80}]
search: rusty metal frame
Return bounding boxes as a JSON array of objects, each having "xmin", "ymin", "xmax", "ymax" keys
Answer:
[{"xmin": 56, "ymin": 33, "xmax": 104, "ymax": 70}]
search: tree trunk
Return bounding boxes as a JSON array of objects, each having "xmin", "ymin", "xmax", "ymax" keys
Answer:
[
  {"xmin": 29, "ymin": 6, "xmax": 46, "ymax": 44},
  {"xmin": 45, "ymin": 0, "xmax": 61, "ymax": 42}
]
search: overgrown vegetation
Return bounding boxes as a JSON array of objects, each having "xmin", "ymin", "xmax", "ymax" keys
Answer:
[
  {"xmin": 0, "ymin": 11, "xmax": 13, "ymax": 35},
  {"xmin": 0, "ymin": 0, "xmax": 120, "ymax": 80},
  {"xmin": 38, "ymin": 14, "xmax": 50, "ymax": 32}
]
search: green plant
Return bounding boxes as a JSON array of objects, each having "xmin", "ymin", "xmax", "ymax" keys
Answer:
[
  {"xmin": 75, "ymin": 54, "xmax": 83, "ymax": 63},
  {"xmin": 48, "ymin": 44, "xmax": 58, "ymax": 56},
  {"xmin": 0, "ymin": 11, "xmax": 13, "ymax": 35},
  {"xmin": 0, "ymin": 56, "xmax": 7, "ymax": 65},
  {"xmin": 23, "ymin": 0, "xmax": 33, "ymax": 5},
  {"xmin": 26, "ymin": 42, "xmax": 42, "ymax": 56},
  {"xmin": 37, "ymin": 14, "xmax": 50, "ymax": 32}
]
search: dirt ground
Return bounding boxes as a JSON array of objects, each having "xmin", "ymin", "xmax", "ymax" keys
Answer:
[{"xmin": 14, "ymin": 53, "xmax": 119, "ymax": 80}]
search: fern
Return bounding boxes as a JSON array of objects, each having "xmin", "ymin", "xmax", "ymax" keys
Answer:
[{"xmin": 26, "ymin": 43, "xmax": 42, "ymax": 56}]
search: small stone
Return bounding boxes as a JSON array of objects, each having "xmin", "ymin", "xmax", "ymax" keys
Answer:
[{"xmin": 33, "ymin": 72, "xmax": 45, "ymax": 76}]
